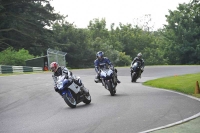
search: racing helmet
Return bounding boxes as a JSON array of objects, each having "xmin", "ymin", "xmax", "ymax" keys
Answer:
[
  {"xmin": 50, "ymin": 62, "xmax": 59, "ymax": 72},
  {"xmin": 96, "ymin": 51, "xmax": 104, "ymax": 61},
  {"xmin": 137, "ymin": 52, "xmax": 142, "ymax": 59}
]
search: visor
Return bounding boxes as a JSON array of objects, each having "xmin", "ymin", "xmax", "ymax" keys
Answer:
[{"xmin": 50, "ymin": 67, "xmax": 55, "ymax": 72}]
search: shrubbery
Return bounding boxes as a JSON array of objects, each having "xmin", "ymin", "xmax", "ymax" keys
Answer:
[{"xmin": 0, "ymin": 47, "xmax": 34, "ymax": 66}]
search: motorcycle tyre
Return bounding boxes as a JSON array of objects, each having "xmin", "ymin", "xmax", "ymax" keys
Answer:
[
  {"xmin": 63, "ymin": 92, "xmax": 77, "ymax": 108},
  {"xmin": 131, "ymin": 72, "xmax": 137, "ymax": 82},
  {"xmin": 106, "ymin": 81, "xmax": 115, "ymax": 96}
]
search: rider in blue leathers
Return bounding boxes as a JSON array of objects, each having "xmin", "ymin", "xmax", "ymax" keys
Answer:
[{"xmin": 94, "ymin": 51, "xmax": 121, "ymax": 83}]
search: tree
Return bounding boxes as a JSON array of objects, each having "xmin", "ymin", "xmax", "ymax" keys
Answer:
[
  {"xmin": 0, "ymin": 0, "xmax": 63, "ymax": 55},
  {"xmin": 52, "ymin": 21, "xmax": 94, "ymax": 68},
  {"xmin": 87, "ymin": 18, "xmax": 109, "ymax": 40},
  {"xmin": 164, "ymin": 1, "xmax": 200, "ymax": 64}
]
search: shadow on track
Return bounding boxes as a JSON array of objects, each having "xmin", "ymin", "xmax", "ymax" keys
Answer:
[{"xmin": 63, "ymin": 103, "xmax": 94, "ymax": 110}]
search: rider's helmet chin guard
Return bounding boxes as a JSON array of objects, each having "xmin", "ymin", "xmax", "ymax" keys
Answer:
[
  {"xmin": 50, "ymin": 62, "xmax": 59, "ymax": 72},
  {"xmin": 96, "ymin": 51, "xmax": 104, "ymax": 61}
]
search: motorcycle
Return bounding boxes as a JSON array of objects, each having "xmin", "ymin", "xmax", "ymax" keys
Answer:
[
  {"xmin": 130, "ymin": 61, "xmax": 142, "ymax": 82},
  {"xmin": 54, "ymin": 75, "xmax": 91, "ymax": 108},
  {"xmin": 98, "ymin": 67, "xmax": 117, "ymax": 96}
]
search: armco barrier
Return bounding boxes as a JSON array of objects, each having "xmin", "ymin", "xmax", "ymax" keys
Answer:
[
  {"xmin": 0, "ymin": 65, "xmax": 43, "ymax": 74},
  {"xmin": 22, "ymin": 66, "xmax": 33, "ymax": 72},
  {"xmin": 13, "ymin": 66, "xmax": 24, "ymax": 73},
  {"xmin": 1, "ymin": 65, "xmax": 13, "ymax": 74}
]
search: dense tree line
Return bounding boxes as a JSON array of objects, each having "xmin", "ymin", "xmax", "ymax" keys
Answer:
[
  {"xmin": 163, "ymin": 0, "xmax": 200, "ymax": 64},
  {"xmin": 0, "ymin": 0, "xmax": 199, "ymax": 68},
  {"xmin": 0, "ymin": 0, "xmax": 64, "ymax": 55}
]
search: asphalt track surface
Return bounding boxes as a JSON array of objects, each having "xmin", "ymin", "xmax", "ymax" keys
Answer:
[{"xmin": 0, "ymin": 66, "xmax": 200, "ymax": 133}]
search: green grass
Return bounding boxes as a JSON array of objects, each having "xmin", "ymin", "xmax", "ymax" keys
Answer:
[
  {"xmin": 0, "ymin": 71, "xmax": 49, "ymax": 76},
  {"xmin": 143, "ymin": 73, "xmax": 200, "ymax": 98}
]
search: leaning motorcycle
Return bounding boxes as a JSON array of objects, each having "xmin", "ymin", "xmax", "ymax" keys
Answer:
[
  {"xmin": 54, "ymin": 75, "xmax": 91, "ymax": 108},
  {"xmin": 98, "ymin": 67, "xmax": 117, "ymax": 96},
  {"xmin": 130, "ymin": 61, "xmax": 142, "ymax": 82}
]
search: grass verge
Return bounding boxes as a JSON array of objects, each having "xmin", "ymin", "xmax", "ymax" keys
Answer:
[
  {"xmin": 143, "ymin": 73, "xmax": 200, "ymax": 98},
  {"xmin": 0, "ymin": 71, "xmax": 49, "ymax": 76}
]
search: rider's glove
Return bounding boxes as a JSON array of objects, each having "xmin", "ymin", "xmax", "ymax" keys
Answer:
[
  {"xmin": 68, "ymin": 78, "xmax": 73, "ymax": 82},
  {"xmin": 110, "ymin": 66, "xmax": 114, "ymax": 70},
  {"xmin": 54, "ymin": 86, "xmax": 59, "ymax": 92},
  {"xmin": 65, "ymin": 75, "xmax": 68, "ymax": 79}
]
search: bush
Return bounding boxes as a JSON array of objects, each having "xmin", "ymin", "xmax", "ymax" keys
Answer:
[
  {"xmin": 115, "ymin": 52, "xmax": 132, "ymax": 66},
  {"xmin": 0, "ymin": 47, "xmax": 34, "ymax": 66}
]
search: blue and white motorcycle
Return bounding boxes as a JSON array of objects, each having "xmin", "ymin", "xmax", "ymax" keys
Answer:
[
  {"xmin": 99, "ymin": 67, "xmax": 117, "ymax": 96},
  {"xmin": 54, "ymin": 75, "xmax": 91, "ymax": 108}
]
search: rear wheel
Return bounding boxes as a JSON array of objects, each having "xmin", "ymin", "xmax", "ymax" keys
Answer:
[{"xmin": 63, "ymin": 90, "xmax": 77, "ymax": 108}]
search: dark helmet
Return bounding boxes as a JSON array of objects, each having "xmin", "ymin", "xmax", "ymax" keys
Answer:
[
  {"xmin": 137, "ymin": 52, "xmax": 142, "ymax": 59},
  {"xmin": 96, "ymin": 51, "xmax": 104, "ymax": 61}
]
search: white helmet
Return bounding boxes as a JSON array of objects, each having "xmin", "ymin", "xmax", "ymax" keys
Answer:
[{"xmin": 137, "ymin": 53, "xmax": 142, "ymax": 59}]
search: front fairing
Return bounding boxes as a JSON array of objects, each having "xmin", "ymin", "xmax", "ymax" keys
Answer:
[
  {"xmin": 56, "ymin": 75, "xmax": 72, "ymax": 90},
  {"xmin": 56, "ymin": 76, "xmax": 80, "ymax": 97},
  {"xmin": 100, "ymin": 68, "xmax": 113, "ymax": 80},
  {"xmin": 131, "ymin": 62, "xmax": 141, "ymax": 72}
]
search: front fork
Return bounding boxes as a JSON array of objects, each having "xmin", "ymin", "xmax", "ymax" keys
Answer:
[
  {"xmin": 101, "ymin": 79, "xmax": 105, "ymax": 86},
  {"xmin": 62, "ymin": 89, "xmax": 73, "ymax": 98}
]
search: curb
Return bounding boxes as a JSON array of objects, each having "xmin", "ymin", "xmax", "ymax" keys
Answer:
[{"xmin": 139, "ymin": 87, "xmax": 200, "ymax": 133}]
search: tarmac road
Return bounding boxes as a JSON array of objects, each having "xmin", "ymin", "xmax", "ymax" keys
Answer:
[{"xmin": 0, "ymin": 65, "xmax": 200, "ymax": 133}]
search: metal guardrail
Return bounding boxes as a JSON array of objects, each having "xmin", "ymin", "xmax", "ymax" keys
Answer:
[{"xmin": 0, "ymin": 65, "xmax": 43, "ymax": 74}]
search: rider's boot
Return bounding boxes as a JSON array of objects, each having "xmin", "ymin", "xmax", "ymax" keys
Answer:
[
  {"xmin": 115, "ymin": 75, "xmax": 121, "ymax": 83},
  {"xmin": 117, "ymin": 78, "xmax": 121, "ymax": 83},
  {"xmin": 140, "ymin": 69, "xmax": 143, "ymax": 78},
  {"xmin": 94, "ymin": 75, "xmax": 100, "ymax": 83},
  {"xmin": 94, "ymin": 78, "xmax": 100, "ymax": 83},
  {"xmin": 80, "ymin": 84, "xmax": 89, "ymax": 95},
  {"xmin": 139, "ymin": 71, "xmax": 143, "ymax": 78}
]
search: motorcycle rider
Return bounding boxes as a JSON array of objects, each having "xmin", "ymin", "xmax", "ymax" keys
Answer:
[
  {"xmin": 130, "ymin": 52, "xmax": 145, "ymax": 78},
  {"xmin": 50, "ymin": 62, "xmax": 89, "ymax": 96},
  {"xmin": 94, "ymin": 51, "xmax": 121, "ymax": 84}
]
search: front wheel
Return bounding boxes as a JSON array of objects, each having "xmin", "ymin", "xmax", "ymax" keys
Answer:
[
  {"xmin": 106, "ymin": 81, "xmax": 115, "ymax": 96},
  {"xmin": 63, "ymin": 90, "xmax": 77, "ymax": 108},
  {"xmin": 83, "ymin": 92, "xmax": 91, "ymax": 104},
  {"xmin": 131, "ymin": 72, "xmax": 137, "ymax": 82}
]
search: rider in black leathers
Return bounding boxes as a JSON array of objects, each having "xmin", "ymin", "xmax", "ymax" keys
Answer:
[
  {"xmin": 130, "ymin": 52, "xmax": 145, "ymax": 77},
  {"xmin": 50, "ymin": 62, "xmax": 89, "ymax": 95}
]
